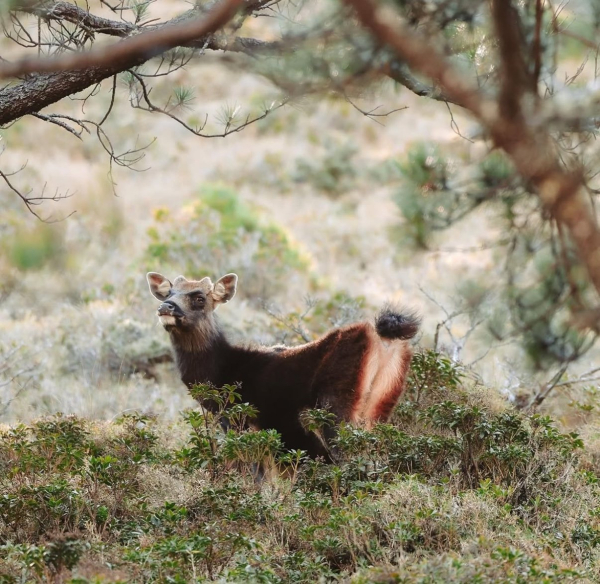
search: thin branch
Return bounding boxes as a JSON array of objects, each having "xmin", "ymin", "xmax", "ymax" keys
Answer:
[
  {"xmin": 386, "ymin": 61, "xmax": 462, "ymax": 106},
  {"xmin": 30, "ymin": 111, "xmax": 86, "ymax": 137},
  {"xmin": 445, "ymin": 101, "xmax": 473, "ymax": 143},
  {"xmin": 129, "ymin": 69, "xmax": 286, "ymax": 138},
  {"xmin": 527, "ymin": 362, "xmax": 571, "ymax": 410},
  {"xmin": 551, "ymin": 9, "xmax": 600, "ymax": 51},
  {"xmin": 418, "ymin": 285, "xmax": 460, "ymax": 352},
  {"xmin": 554, "ymin": 376, "xmax": 600, "ymax": 389},
  {"xmin": 345, "ymin": 95, "xmax": 407, "ymax": 125},
  {"xmin": 264, "ymin": 299, "xmax": 316, "ymax": 344},
  {"xmin": 0, "ymin": 167, "xmax": 74, "ymax": 222},
  {"xmin": 99, "ymin": 74, "xmax": 117, "ymax": 126}
]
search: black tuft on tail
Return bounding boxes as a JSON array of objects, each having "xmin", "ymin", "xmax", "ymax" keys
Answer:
[{"xmin": 375, "ymin": 307, "xmax": 421, "ymax": 340}]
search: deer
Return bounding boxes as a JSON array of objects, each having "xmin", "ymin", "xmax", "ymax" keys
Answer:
[{"xmin": 147, "ymin": 272, "xmax": 420, "ymax": 460}]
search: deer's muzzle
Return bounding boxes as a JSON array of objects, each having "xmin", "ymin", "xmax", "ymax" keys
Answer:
[{"xmin": 157, "ymin": 301, "xmax": 184, "ymax": 318}]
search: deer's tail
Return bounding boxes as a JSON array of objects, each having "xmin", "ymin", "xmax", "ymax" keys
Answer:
[{"xmin": 375, "ymin": 307, "xmax": 421, "ymax": 341}]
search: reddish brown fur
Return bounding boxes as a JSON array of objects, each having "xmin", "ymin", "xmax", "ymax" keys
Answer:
[{"xmin": 147, "ymin": 272, "xmax": 419, "ymax": 459}]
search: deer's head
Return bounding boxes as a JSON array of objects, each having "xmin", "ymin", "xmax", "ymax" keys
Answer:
[{"xmin": 147, "ymin": 272, "xmax": 237, "ymax": 333}]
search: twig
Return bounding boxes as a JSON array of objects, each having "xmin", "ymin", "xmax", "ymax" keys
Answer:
[
  {"xmin": 527, "ymin": 362, "xmax": 571, "ymax": 410},
  {"xmin": 264, "ymin": 299, "xmax": 316, "ymax": 344},
  {"xmin": 129, "ymin": 69, "xmax": 286, "ymax": 138},
  {"xmin": 0, "ymin": 168, "xmax": 75, "ymax": 222},
  {"xmin": 30, "ymin": 112, "xmax": 86, "ymax": 138},
  {"xmin": 445, "ymin": 101, "xmax": 473, "ymax": 143},
  {"xmin": 345, "ymin": 95, "xmax": 407, "ymax": 125}
]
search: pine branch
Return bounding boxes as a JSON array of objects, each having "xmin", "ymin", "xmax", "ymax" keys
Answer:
[
  {"xmin": 23, "ymin": 1, "xmax": 135, "ymax": 37},
  {"xmin": 0, "ymin": 0, "xmax": 243, "ymax": 78},
  {"xmin": 0, "ymin": 0, "xmax": 273, "ymax": 126}
]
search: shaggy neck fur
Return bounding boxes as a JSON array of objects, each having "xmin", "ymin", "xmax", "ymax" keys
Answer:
[
  {"xmin": 168, "ymin": 314, "xmax": 221, "ymax": 353},
  {"xmin": 168, "ymin": 314, "xmax": 230, "ymax": 389}
]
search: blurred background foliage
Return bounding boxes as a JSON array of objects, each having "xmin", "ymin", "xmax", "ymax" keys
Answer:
[
  {"xmin": 0, "ymin": 0, "xmax": 599, "ymax": 432},
  {"xmin": 144, "ymin": 183, "xmax": 314, "ymax": 299}
]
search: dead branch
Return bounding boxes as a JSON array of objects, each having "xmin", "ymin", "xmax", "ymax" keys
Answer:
[
  {"xmin": 418, "ymin": 285, "xmax": 484, "ymax": 362},
  {"xmin": 0, "ymin": 166, "xmax": 74, "ymax": 222},
  {"xmin": 345, "ymin": 95, "xmax": 407, "ymax": 125},
  {"xmin": 527, "ymin": 362, "xmax": 571, "ymax": 410},
  {"xmin": 264, "ymin": 299, "xmax": 316, "ymax": 344}
]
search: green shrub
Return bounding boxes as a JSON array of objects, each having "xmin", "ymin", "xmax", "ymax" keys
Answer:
[
  {"xmin": 144, "ymin": 183, "xmax": 313, "ymax": 299},
  {"xmin": 293, "ymin": 139, "xmax": 359, "ymax": 196},
  {"xmin": 6, "ymin": 222, "xmax": 64, "ymax": 271}
]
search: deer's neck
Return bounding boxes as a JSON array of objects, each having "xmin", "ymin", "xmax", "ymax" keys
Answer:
[{"xmin": 169, "ymin": 318, "xmax": 230, "ymax": 388}]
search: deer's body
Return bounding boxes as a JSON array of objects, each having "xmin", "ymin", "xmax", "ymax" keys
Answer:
[{"xmin": 147, "ymin": 272, "xmax": 419, "ymax": 459}]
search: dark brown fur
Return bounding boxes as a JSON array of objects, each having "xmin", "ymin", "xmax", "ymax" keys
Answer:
[{"xmin": 147, "ymin": 272, "xmax": 420, "ymax": 459}]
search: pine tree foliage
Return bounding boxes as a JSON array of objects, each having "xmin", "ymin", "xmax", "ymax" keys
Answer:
[{"xmin": 394, "ymin": 142, "xmax": 596, "ymax": 370}]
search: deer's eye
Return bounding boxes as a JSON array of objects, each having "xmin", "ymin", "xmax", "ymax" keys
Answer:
[{"xmin": 191, "ymin": 293, "xmax": 205, "ymax": 306}]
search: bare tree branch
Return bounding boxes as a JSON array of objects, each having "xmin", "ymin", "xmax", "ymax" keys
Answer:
[
  {"xmin": 385, "ymin": 61, "xmax": 461, "ymax": 106},
  {"xmin": 264, "ymin": 299, "xmax": 316, "ymax": 344},
  {"xmin": 0, "ymin": 166, "xmax": 74, "ymax": 222},
  {"xmin": 344, "ymin": 94, "xmax": 407, "ymax": 125},
  {"xmin": 30, "ymin": 111, "xmax": 86, "ymax": 137},
  {"xmin": 527, "ymin": 362, "xmax": 571, "ymax": 410}
]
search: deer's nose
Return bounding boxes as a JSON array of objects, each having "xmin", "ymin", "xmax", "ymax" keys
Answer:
[{"xmin": 158, "ymin": 301, "xmax": 183, "ymax": 317}]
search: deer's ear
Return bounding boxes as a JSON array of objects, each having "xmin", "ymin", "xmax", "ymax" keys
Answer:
[
  {"xmin": 147, "ymin": 272, "xmax": 172, "ymax": 301},
  {"xmin": 212, "ymin": 273, "xmax": 237, "ymax": 305}
]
